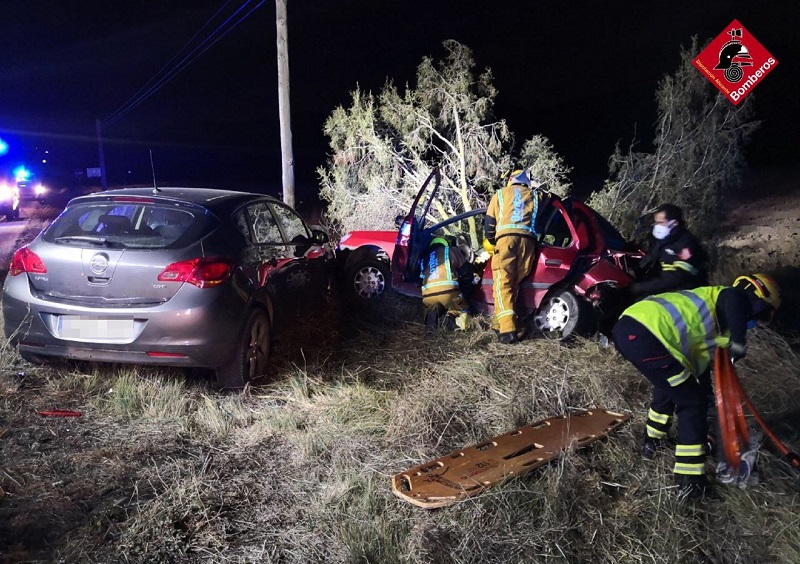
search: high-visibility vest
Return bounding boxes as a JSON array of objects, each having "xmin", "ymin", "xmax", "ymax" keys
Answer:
[
  {"xmin": 621, "ymin": 286, "xmax": 731, "ymax": 386},
  {"xmin": 421, "ymin": 246, "xmax": 458, "ymax": 295}
]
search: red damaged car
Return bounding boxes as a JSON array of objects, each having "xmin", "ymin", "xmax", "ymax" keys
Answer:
[{"xmin": 336, "ymin": 169, "xmax": 643, "ymax": 338}]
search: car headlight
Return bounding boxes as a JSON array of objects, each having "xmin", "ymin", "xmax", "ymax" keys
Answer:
[
  {"xmin": 0, "ymin": 183, "xmax": 13, "ymax": 200},
  {"xmin": 34, "ymin": 183, "xmax": 48, "ymax": 196}
]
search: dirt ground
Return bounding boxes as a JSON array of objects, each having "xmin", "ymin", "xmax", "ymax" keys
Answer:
[{"xmin": 715, "ymin": 165, "xmax": 800, "ymax": 331}]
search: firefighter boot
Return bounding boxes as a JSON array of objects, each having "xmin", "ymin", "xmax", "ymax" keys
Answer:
[
  {"xmin": 641, "ymin": 438, "xmax": 662, "ymax": 460},
  {"xmin": 498, "ymin": 332, "xmax": 519, "ymax": 344},
  {"xmin": 675, "ymin": 474, "xmax": 712, "ymax": 500}
]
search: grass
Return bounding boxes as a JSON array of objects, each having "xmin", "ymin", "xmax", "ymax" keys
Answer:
[
  {"xmin": 2, "ymin": 215, "xmax": 800, "ymax": 562},
  {"xmin": 2, "ymin": 294, "xmax": 800, "ymax": 564}
]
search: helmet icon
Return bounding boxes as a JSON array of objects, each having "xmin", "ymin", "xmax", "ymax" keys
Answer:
[{"xmin": 714, "ymin": 28, "xmax": 752, "ymax": 83}]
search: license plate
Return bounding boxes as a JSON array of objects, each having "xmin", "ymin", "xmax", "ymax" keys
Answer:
[{"xmin": 58, "ymin": 316, "xmax": 135, "ymax": 341}]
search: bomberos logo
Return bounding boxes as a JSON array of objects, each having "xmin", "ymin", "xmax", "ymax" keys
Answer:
[{"xmin": 693, "ymin": 19, "xmax": 778, "ymax": 106}]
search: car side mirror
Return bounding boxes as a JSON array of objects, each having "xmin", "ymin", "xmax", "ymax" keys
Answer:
[{"xmin": 311, "ymin": 228, "xmax": 329, "ymax": 245}]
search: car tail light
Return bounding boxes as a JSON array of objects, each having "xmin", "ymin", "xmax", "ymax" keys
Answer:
[
  {"xmin": 157, "ymin": 257, "xmax": 235, "ymax": 289},
  {"xmin": 8, "ymin": 247, "xmax": 47, "ymax": 277}
]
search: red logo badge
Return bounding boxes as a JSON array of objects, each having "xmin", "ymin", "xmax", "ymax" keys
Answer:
[{"xmin": 693, "ymin": 20, "xmax": 778, "ymax": 106}]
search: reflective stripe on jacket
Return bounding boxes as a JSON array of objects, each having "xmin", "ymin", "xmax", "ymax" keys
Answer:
[
  {"xmin": 421, "ymin": 246, "xmax": 458, "ymax": 295},
  {"xmin": 485, "ymin": 185, "xmax": 538, "ymax": 240},
  {"xmin": 621, "ymin": 286, "xmax": 731, "ymax": 385},
  {"xmin": 661, "ymin": 261, "xmax": 699, "ymax": 276}
]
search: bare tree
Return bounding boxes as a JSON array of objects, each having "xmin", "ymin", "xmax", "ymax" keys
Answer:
[
  {"xmin": 588, "ymin": 37, "xmax": 759, "ymax": 240},
  {"xmin": 318, "ymin": 40, "xmax": 571, "ymax": 242}
]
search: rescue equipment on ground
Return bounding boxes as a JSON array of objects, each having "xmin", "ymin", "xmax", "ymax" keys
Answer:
[
  {"xmin": 392, "ymin": 409, "xmax": 630, "ymax": 508},
  {"xmin": 713, "ymin": 347, "xmax": 800, "ymax": 481}
]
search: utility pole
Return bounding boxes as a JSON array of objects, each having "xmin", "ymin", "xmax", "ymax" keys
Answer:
[
  {"xmin": 275, "ymin": 0, "xmax": 295, "ymax": 208},
  {"xmin": 96, "ymin": 118, "xmax": 108, "ymax": 191}
]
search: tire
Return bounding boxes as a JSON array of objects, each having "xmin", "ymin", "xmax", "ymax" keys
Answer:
[
  {"xmin": 532, "ymin": 289, "xmax": 593, "ymax": 340},
  {"xmin": 346, "ymin": 258, "xmax": 390, "ymax": 300},
  {"xmin": 4, "ymin": 206, "xmax": 18, "ymax": 221},
  {"xmin": 215, "ymin": 308, "xmax": 271, "ymax": 389}
]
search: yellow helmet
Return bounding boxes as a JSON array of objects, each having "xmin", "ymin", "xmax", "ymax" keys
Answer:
[
  {"xmin": 482, "ymin": 238, "xmax": 495, "ymax": 255},
  {"xmin": 733, "ymin": 273, "xmax": 781, "ymax": 311},
  {"xmin": 506, "ymin": 169, "xmax": 531, "ymax": 189}
]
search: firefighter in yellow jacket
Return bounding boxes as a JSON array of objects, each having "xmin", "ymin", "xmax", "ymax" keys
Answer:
[
  {"xmin": 421, "ymin": 237, "xmax": 473, "ymax": 331},
  {"xmin": 484, "ymin": 170, "xmax": 539, "ymax": 343},
  {"xmin": 612, "ymin": 273, "xmax": 781, "ymax": 498}
]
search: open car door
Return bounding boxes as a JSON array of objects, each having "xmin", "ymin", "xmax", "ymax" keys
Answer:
[
  {"xmin": 484, "ymin": 196, "xmax": 578, "ymax": 314},
  {"xmin": 391, "ymin": 168, "xmax": 443, "ymax": 296}
]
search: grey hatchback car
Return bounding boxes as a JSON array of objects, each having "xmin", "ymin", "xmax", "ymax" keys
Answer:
[{"xmin": 2, "ymin": 187, "xmax": 331, "ymax": 388}]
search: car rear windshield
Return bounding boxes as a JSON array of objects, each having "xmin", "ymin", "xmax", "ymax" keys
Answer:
[{"xmin": 42, "ymin": 200, "xmax": 219, "ymax": 249}]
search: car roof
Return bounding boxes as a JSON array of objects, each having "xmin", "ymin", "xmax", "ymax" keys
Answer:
[{"xmin": 67, "ymin": 187, "xmax": 283, "ymax": 216}]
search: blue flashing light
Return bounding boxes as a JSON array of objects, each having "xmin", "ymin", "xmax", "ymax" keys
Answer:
[
  {"xmin": 13, "ymin": 165, "xmax": 31, "ymax": 182},
  {"xmin": 0, "ymin": 137, "xmax": 7, "ymax": 156}
]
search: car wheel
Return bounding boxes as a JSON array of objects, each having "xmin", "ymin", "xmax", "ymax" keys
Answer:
[
  {"xmin": 532, "ymin": 289, "xmax": 593, "ymax": 340},
  {"xmin": 5, "ymin": 206, "xmax": 18, "ymax": 221},
  {"xmin": 347, "ymin": 258, "xmax": 389, "ymax": 300},
  {"xmin": 215, "ymin": 308, "xmax": 271, "ymax": 389}
]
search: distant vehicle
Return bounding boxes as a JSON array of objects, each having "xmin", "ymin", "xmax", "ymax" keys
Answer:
[
  {"xmin": 16, "ymin": 179, "xmax": 50, "ymax": 204},
  {"xmin": 2, "ymin": 187, "xmax": 333, "ymax": 388},
  {"xmin": 0, "ymin": 180, "xmax": 21, "ymax": 221},
  {"xmin": 336, "ymin": 169, "xmax": 644, "ymax": 338}
]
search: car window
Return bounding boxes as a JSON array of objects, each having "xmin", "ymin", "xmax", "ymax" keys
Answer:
[
  {"xmin": 540, "ymin": 207, "xmax": 573, "ymax": 248},
  {"xmin": 43, "ymin": 201, "xmax": 210, "ymax": 249},
  {"xmin": 270, "ymin": 203, "xmax": 309, "ymax": 243},
  {"xmin": 246, "ymin": 202, "xmax": 283, "ymax": 244},
  {"xmin": 430, "ymin": 214, "xmax": 485, "ymax": 250}
]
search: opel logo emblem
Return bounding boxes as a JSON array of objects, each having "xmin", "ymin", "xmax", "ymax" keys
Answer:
[{"xmin": 90, "ymin": 253, "xmax": 109, "ymax": 275}]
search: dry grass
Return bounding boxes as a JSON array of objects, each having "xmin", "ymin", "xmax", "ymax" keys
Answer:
[{"xmin": 2, "ymin": 274, "xmax": 800, "ymax": 562}]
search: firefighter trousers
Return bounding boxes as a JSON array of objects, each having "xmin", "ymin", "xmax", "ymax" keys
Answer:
[
  {"xmin": 613, "ymin": 316, "xmax": 709, "ymax": 476},
  {"xmin": 491, "ymin": 235, "xmax": 537, "ymax": 333},
  {"xmin": 423, "ymin": 289, "xmax": 470, "ymax": 327}
]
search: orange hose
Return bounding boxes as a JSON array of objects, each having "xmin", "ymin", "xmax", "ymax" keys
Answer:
[{"xmin": 713, "ymin": 347, "xmax": 800, "ymax": 471}]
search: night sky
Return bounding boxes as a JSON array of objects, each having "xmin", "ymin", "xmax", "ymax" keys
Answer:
[{"xmin": 1, "ymin": 1, "xmax": 797, "ymax": 205}]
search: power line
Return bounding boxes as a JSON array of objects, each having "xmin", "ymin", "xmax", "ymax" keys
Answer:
[
  {"xmin": 103, "ymin": 0, "xmax": 238, "ymax": 125},
  {"xmin": 103, "ymin": 0, "xmax": 265, "ymax": 127}
]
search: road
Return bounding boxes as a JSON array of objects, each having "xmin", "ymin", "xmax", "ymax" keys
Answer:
[{"xmin": 0, "ymin": 203, "xmax": 42, "ymax": 266}]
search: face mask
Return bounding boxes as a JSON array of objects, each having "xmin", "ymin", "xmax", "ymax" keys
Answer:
[{"xmin": 652, "ymin": 220, "xmax": 677, "ymax": 240}]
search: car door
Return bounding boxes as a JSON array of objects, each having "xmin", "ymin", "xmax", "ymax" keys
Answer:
[
  {"xmin": 269, "ymin": 201, "xmax": 329, "ymax": 312},
  {"xmin": 519, "ymin": 198, "xmax": 582, "ymax": 312},
  {"xmin": 391, "ymin": 168, "xmax": 442, "ymax": 296},
  {"xmin": 235, "ymin": 201, "xmax": 301, "ymax": 331}
]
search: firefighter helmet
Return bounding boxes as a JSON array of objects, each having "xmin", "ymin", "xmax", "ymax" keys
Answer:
[
  {"xmin": 506, "ymin": 169, "xmax": 531, "ymax": 189},
  {"xmin": 429, "ymin": 236, "xmax": 449, "ymax": 248},
  {"xmin": 733, "ymin": 273, "xmax": 781, "ymax": 311},
  {"xmin": 714, "ymin": 41, "xmax": 752, "ymax": 70}
]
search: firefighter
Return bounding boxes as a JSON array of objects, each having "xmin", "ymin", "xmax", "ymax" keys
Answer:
[
  {"xmin": 483, "ymin": 170, "xmax": 539, "ymax": 343},
  {"xmin": 612, "ymin": 273, "xmax": 781, "ymax": 498},
  {"xmin": 630, "ymin": 204, "xmax": 708, "ymax": 299},
  {"xmin": 421, "ymin": 236, "xmax": 473, "ymax": 332}
]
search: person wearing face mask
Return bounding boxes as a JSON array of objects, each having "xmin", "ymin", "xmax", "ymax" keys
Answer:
[
  {"xmin": 612, "ymin": 273, "xmax": 781, "ymax": 499},
  {"xmin": 630, "ymin": 204, "xmax": 708, "ymax": 299}
]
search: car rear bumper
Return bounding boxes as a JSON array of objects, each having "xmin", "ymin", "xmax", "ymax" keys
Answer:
[{"xmin": 2, "ymin": 276, "xmax": 246, "ymax": 368}]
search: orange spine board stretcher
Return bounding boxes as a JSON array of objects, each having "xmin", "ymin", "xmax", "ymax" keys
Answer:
[
  {"xmin": 714, "ymin": 347, "xmax": 800, "ymax": 471},
  {"xmin": 392, "ymin": 409, "xmax": 630, "ymax": 509}
]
